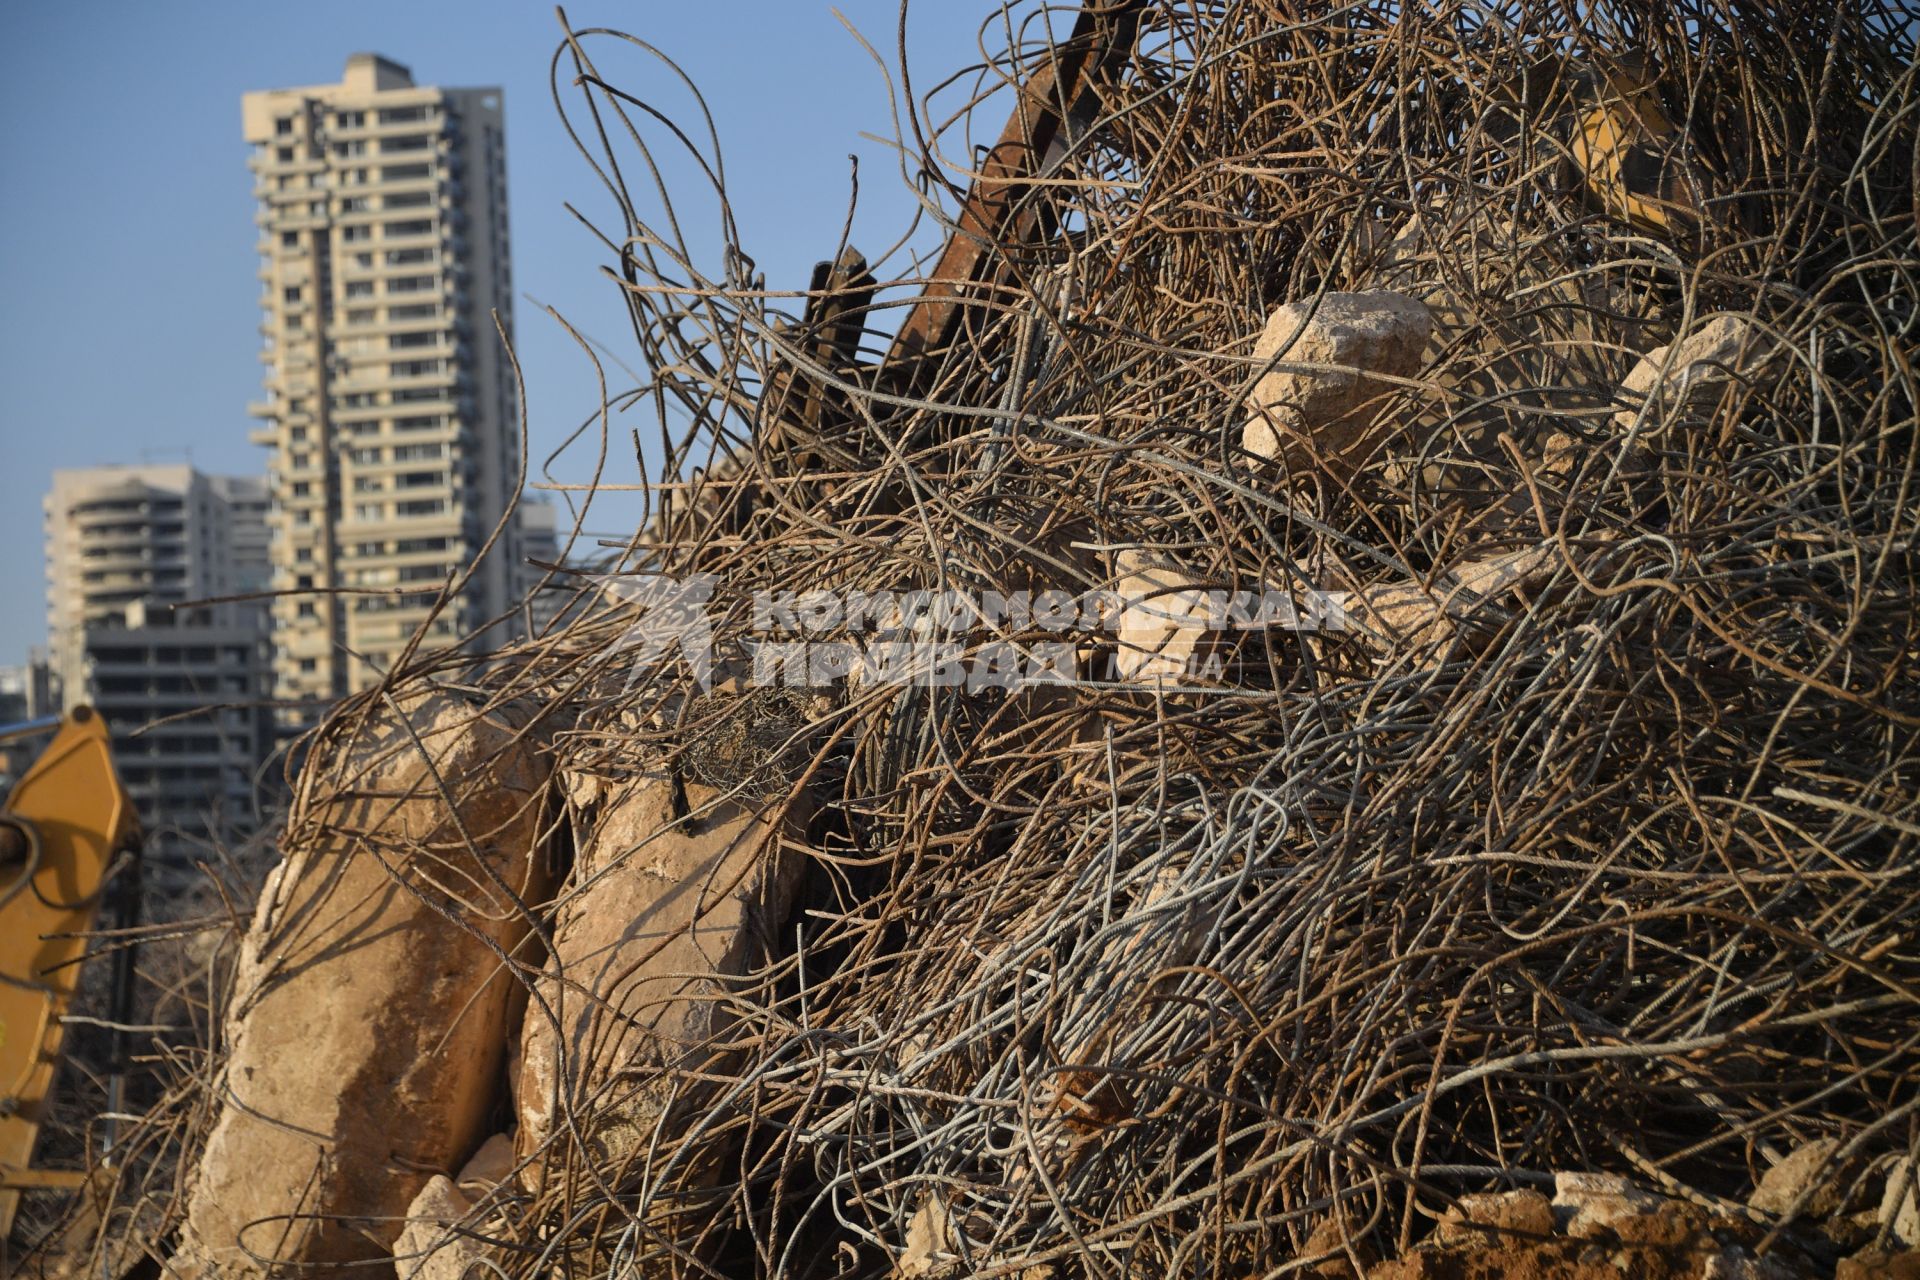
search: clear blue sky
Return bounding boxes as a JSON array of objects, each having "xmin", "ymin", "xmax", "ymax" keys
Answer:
[{"xmin": 0, "ymin": 0, "xmax": 1015, "ymax": 666}]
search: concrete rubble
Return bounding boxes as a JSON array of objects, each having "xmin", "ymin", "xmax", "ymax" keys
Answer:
[
  {"xmin": 1878, "ymin": 1161, "xmax": 1920, "ymax": 1252},
  {"xmin": 1433, "ymin": 1188, "xmax": 1556, "ymax": 1246},
  {"xmin": 148, "ymin": 294, "xmax": 1896, "ymax": 1275},
  {"xmin": 391, "ymin": 1177, "xmax": 478, "ymax": 1280},
  {"xmin": 896, "ymin": 1192, "xmax": 958, "ymax": 1280},
  {"xmin": 166, "ymin": 692, "xmax": 551, "ymax": 1279},
  {"xmin": 514, "ymin": 770, "xmax": 810, "ymax": 1178},
  {"xmin": 1542, "ymin": 311, "xmax": 1778, "ymax": 480},
  {"xmin": 1611, "ymin": 314, "xmax": 1777, "ymax": 435},
  {"xmin": 1241, "ymin": 290, "xmax": 1433, "ymax": 476},
  {"xmin": 1110, "ymin": 549, "xmax": 1216, "ymax": 682},
  {"xmin": 156, "ymin": 695, "xmax": 817, "ymax": 1280},
  {"xmin": 144, "ymin": 289, "xmax": 1897, "ymax": 1277},
  {"xmin": 1356, "ymin": 1159, "xmax": 1920, "ymax": 1280},
  {"xmin": 1344, "ymin": 542, "xmax": 1560, "ymax": 662},
  {"xmin": 391, "ymin": 1134, "xmax": 519, "ymax": 1280},
  {"xmin": 1751, "ymin": 1140, "xmax": 1865, "ymax": 1221}
]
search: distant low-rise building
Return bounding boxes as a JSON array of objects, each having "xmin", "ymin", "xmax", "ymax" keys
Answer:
[
  {"xmin": 0, "ymin": 655, "xmax": 58, "ymax": 721},
  {"xmin": 514, "ymin": 496, "xmax": 576, "ymax": 635},
  {"xmin": 0, "ymin": 653, "xmax": 59, "ymax": 790},
  {"xmin": 42, "ymin": 466, "xmax": 272, "ymax": 872},
  {"xmin": 80, "ymin": 602, "xmax": 273, "ymax": 876}
]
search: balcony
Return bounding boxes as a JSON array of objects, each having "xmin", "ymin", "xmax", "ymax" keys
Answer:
[
  {"xmin": 384, "ymin": 334, "xmax": 458, "ymax": 362},
  {"xmin": 374, "ymin": 173, "xmax": 441, "ymax": 200},
  {"xmin": 72, "ymin": 505, "xmax": 154, "ymax": 529},
  {"xmin": 337, "ymin": 503, "xmax": 462, "ymax": 536},
  {"xmin": 346, "ymin": 450, "xmax": 449, "ymax": 476},
  {"xmin": 369, "ymin": 110, "xmax": 440, "ymax": 134},
  {"xmin": 383, "ymin": 275, "xmax": 449, "ymax": 298},
  {"xmin": 75, "ymin": 549, "xmax": 152, "ymax": 575},
  {"xmin": 378, "ymin": 134, "xmax": 437, "ymax": 158}
]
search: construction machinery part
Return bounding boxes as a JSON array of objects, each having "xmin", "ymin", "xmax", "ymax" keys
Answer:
[{"xmin": 0, "ymin": 707, "xmax": 139, "ymax": 1241}]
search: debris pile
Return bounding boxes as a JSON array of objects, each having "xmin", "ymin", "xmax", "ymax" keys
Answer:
[{"xmin": 23, "ymin": 0, "xmax": 1919, "ymax": 1277}]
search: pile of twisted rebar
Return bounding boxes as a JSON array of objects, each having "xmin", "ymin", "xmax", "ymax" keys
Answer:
[{"xmin": 52, "ymin": 1, "xmax": 1918, "ymax": 1277}]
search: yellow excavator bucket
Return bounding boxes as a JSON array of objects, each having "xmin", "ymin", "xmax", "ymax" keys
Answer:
[
  {"xmin": 0, "ymin": 708, "xmax": 137, "ymax": 1240},
  {"xmin": 1569, "ymin": 60, "xmax": 1713, "ymax": 236},
  {"xmin": 1486, "ymin": 55, "xmax": 1719, "ymax": 240}
]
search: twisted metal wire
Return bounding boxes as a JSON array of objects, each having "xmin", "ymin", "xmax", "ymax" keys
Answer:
[{"xmin": 24, "ymin": 1, "xmax": 1918, "ymax": 1277}]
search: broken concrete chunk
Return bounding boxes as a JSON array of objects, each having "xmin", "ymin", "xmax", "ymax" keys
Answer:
[
  {"xmin": 171, "ymin": 691, "xmax": 552, "ymax": 1280},
  {"xmin": 1538, "ymin": 428, "xmax": 1585, "ymax": 482},
  {"xmin": 1346, "ymin": 578, "xmax": 1456, "ymax": 659},
  {"xmin": 456, "ymin": 1132, "xmax": 518, "ymax": 1200},
  {"xmin": 1241, "ymin": 290, "xmax": 1432, "ymax": 473},
  {"xmin": 1552, "ymin": 1172, "xmax": 1685, "ymax": 1242},
  {"xmin": 1594, "ymin": 1197, "xmax": 1709, "ymax": 1249},
  {"xmin": 897, "ymin": 1192, "xmax": 959, "ymax": 1280},
  {"xmin": 1452, "ymin": 544, "xmax": 1558, "ymax": 600},
  {"xmin": 1436, "ymin": 1189, "xmax": 1556, "ymax": 1247},
  {"xmin": 1750, "ymin": 1137, "xmax": 1863, "ymax": 1219},
  {"xmin": 1343, "ymin": 542, "xmax": 1558, "ymax": 663},
  {"xmin": 1552, "ymin": 1170, "xmax": 1654, "ymax": 1205},
  {"xmin": 392, "ymin": 1175, "xmax": 486, "ymax": 1280},
  {"xmin": 1112, "ymin": 550, "xmax": 1216, "ymax": 682},
  {"xmin": 1612, "ymin": 314, "xmax": 1775, "ymax": 434},
  {"xmin": 1838, "ymin": 1248, "xmax": 1920, "ymax": 1280},
  {"xmin": 1882, "ymin": 1159, "xmax": 1920, "ymax": 1249},
  {"xmin": 515, "ymin": 773, "xmax": 808, "ymax": 1172}
]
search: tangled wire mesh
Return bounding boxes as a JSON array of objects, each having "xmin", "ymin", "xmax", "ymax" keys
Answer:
[{"xmin": 26, "ymin": 0, "xmax": 1920, "ymax": 1277}]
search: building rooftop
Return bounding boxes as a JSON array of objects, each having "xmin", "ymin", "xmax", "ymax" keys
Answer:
[{"xmin": 341, "ymin": 52, "xmax": 413, "ymax": 93}]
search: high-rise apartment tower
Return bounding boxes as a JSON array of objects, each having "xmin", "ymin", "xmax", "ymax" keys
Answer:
[{"xmin": 243, "ymin": 54, "xmax": 518, "ymax": 719}]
